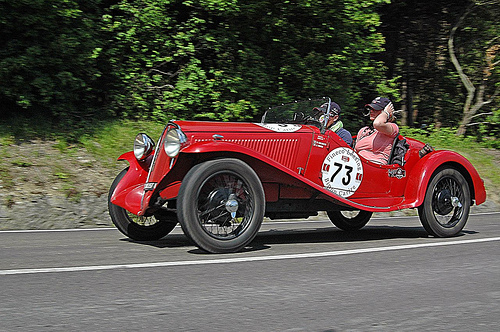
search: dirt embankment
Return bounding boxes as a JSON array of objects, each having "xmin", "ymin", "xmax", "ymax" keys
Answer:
[{"xmin": 0, "ymin": 140, "xmax": 123, "ymax": 230}]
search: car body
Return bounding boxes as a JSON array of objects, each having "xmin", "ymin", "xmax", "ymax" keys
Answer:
[{"xmin": 108, "ymin": 98, "xmax": 486, "ymax": 253}]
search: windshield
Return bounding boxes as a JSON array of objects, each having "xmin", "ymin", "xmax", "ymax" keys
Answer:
[{"xmin": 261, "ymin": 97, "xmax": 332, "ymax": 132}]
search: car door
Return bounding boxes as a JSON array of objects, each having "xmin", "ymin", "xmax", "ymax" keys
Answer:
[{"xmin": 304, "ymin": 129, "xmax": 394, "ymax": 199}]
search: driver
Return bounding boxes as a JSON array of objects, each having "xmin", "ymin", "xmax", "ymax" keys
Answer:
[{"xmin": 316, "ymin": 101, "xmax": 352, "ymax": 146}]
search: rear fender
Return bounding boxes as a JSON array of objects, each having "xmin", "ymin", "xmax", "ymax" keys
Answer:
[
  {"xmin": 109, "ymin": 151, "xmax": 151, "ymax": 214},
  {"xmin": 404, "ymin": 150, "xmax": 486, "ymax": 208}
]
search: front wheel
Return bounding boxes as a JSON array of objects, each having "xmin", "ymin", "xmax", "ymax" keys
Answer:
[
  {"xmin": 177, "ymin": 159, "xmax": 265, "ymax": 253},
  {"xmin": 327, "ymin": 210, "xmax": 373, "ymax": 231},
  {"xmin": 108, "ymin": 168, "xmax": 178, "ymax": 241},
  {"xmin": 418, "ymin": 168, "xmax": 470, "ymax": 237}
]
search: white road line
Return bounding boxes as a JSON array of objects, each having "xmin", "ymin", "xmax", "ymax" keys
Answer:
[{"xmin": 1, "ymin": 237, "xmax": 499, "ymax": 276}]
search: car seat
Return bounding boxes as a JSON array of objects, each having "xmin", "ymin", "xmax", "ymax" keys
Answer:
[{"xmin": 388, "ymin": 134, "xmax": 409, "ymax": 166}]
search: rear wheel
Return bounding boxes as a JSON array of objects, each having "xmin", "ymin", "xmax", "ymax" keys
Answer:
[
  {"xmin": 327, "ymin": 210, "xmax": 372, "ymax": 231},
  {"xmin": 418, "ymin": 168, "xmax": 470, "ymax": 237},
  {"xmin": 108, "ymin": 168, "xmax": 177, "ymax": 241},
  {"xmin": 177, "ymin": 159, "xmax": 265, "ymax": 253}
]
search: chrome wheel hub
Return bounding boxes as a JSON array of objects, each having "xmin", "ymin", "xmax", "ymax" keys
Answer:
[{"xmin": 225, "ymin": 194, "xmax": 239, "ymax": 218}]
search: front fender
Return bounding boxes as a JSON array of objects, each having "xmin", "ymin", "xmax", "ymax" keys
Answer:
[
  {"xmin": 404, "ymin": 150, "xmax": 486, "ymax": 208},
  {"xmin": 110, "ymin": 151, "xmax": 151, "ymax": 214}
]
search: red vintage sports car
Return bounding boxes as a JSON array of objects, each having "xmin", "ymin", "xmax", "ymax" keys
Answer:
[{"xmin": 108, "ymin": 98, "xmax": 486, "ymax": 253}]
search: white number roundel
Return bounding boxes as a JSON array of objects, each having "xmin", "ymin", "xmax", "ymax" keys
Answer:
[{"xmin": 321, "ymin": 147, "xmax": 363, "ymax": 197}]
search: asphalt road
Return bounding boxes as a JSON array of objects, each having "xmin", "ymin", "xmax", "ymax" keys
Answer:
[{"xmin": 1, "ymin": 212, "xmax": 499, "ymax": 332}]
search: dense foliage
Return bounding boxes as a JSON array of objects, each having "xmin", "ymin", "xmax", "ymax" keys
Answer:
[
  {"xmin": 0, "ymin": 0, "xmax": 105, "ymax": 120},
  {"xmin": 0, "ymin": 0, "xmax": 498, "ymax": 141}
]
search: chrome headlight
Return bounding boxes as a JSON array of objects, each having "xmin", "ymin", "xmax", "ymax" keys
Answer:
[
  {"xmin": 133, "ymin": 133, "xmax": 155, "ymax": 160},
  {"xmin": 164, "ymin": 128, "xmax": 187, "ymax": 157}
]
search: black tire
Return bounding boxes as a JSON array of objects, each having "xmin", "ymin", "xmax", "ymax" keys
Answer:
[
  {"xmin": 327, "ymin": 210, "xmax": 373, "ymax": 231},
  {"xmin": 177, "ymin": 158, "xmax": 265, "ymax": 253},
  {"xmin": 418, "ymin": 168, "xmax": 471, "ymax": 237},
  {"xmin": 108, "ymin": 168, "xmax": 178, "ymax": 241}
]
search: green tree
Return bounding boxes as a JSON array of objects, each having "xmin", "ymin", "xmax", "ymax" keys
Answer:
[
  {"xmin": 0, "ymin": 0, "xmax": 105, "ymax": 120},
  {"xmin": 98, "ymin": 0, "xmax": 245, "ymax": 121},
  {"xmin": 1, "ymin": 0, "xmax": 391, "ymax": 128},
  {"xmin": 99, "ymin": 0, "xmax": 390, "ymax": 126},
  {"xmin": 212, "ymin": 0, "xmax": 390, "ymax": 122}
]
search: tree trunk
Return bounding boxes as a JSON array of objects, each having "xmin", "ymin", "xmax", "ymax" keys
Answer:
[
  {"xmin": 449, "ymin": 4, "xmax": 499, "ymax": 136},
  {"xmin": 448, "ymin": 5, "xmax": 475, "ymax": 136}
]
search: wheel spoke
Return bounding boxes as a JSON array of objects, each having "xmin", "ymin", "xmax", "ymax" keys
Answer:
[
  {"xmin": 432, "ymin": 176, "xmax": 464, "ymax": 228},
  {"xmin": 196, "ymin": 171, "xmax": 253, "ymax": 240},
  {"xmin": 126, "ymin": 211, "xmax": 159, "ymax": 227},
  {"xmin": 199, "ymin": 203, "xmax": 226, "ymax": 218}
]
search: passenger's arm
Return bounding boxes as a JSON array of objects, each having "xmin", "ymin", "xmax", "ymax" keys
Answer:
[{"xmin": 373, "ymin": 103, "xmax": 395, "ymax": 136}]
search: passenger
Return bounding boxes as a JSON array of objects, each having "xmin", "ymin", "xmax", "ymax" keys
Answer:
[
  {"xmin": 354, "ymin": 97, "xmax": 399, "ymax": 165},
  {"xmin": 317, "ymin": 101, "xmax": 352, "ymax": 146}
]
